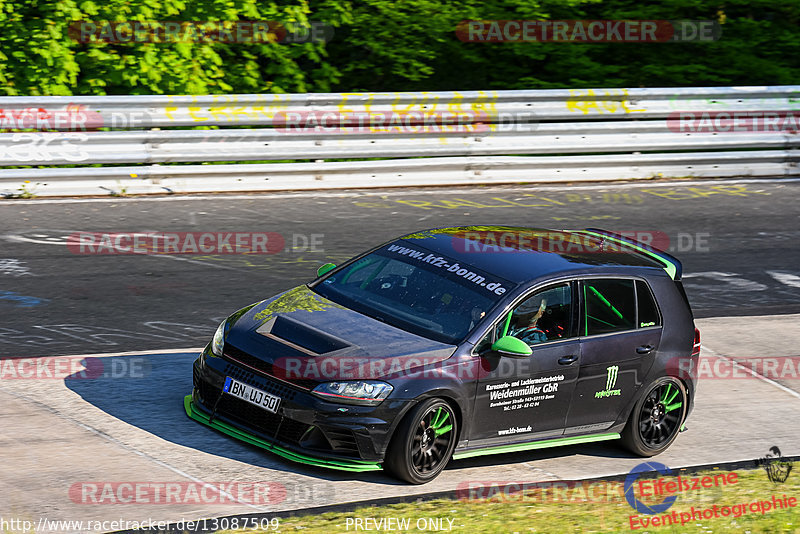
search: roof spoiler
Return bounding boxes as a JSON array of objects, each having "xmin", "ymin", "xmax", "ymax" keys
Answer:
[{"xmin": 574, "ymin": 228, "xmax": 683, "ymax": 280}]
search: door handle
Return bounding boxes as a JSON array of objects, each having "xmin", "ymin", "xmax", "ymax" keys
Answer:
[
  {"xmin": 636, "ymin": 345, "xmax": 654, "ymax": 354},
  {"xmin": 558, "ymin": 355, "xmax": 578, "ymax": 365}
]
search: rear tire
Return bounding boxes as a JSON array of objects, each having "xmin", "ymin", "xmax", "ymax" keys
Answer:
[
  {"xmin": 384, "ymin": 398, "xmax": 457, "ymax": 484},
  {"xmin": 622, "ymin": 377, "xmax": 686, "ymax": 457}
]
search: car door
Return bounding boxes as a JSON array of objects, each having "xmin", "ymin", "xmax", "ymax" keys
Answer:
[
  {"xmin": 469, "ymin": 282, "xmax": 581, "ymax": 446},
  {"xmin": 565, "ymin": 278, "xmax": 663, "ymax": 434}
]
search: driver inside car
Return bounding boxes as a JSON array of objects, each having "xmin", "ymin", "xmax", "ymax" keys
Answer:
[{"xmin": 510, "ymin": 297, "xmax": 548, "ymax": 345}]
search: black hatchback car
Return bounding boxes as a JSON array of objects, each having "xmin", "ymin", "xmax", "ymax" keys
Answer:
[{"xmin": 186, "ymin": 227, "xmax": 700, "ymax": 483}]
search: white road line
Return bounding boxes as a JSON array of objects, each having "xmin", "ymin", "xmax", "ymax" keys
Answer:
[
  {"xmin": 152, "ymin": 254, "xmax": 244, "ymax": 271},
  {"xmin": 0, "ymin": 177, "xmax": 794, "ymax": 205},
  {"xmin": 701, "ymin": 345, "xmax": 800, "ymax": 400}
]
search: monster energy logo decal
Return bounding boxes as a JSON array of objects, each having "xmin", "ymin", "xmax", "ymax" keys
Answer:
[{"xmin": 595, "ymin": 365, "xmax": 622, "ymax": 398}]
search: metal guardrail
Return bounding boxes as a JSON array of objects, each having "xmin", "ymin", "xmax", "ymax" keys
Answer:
[{"xmin": 0, "ymin": 86, "xmax": 798, "ymax": 197}]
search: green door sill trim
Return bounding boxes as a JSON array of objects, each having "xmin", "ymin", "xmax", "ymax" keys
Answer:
[{"xmin": 452, "ymin": 432, "xmax": 620, "ymax": 460}]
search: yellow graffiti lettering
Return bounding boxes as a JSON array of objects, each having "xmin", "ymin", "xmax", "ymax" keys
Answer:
[
  {"xmin": 601, "ymin": 193, "xmax": 644, "ymax": 204},
  {"xmin": 207, "ymin": 106, "xmax": 231, "ymax": 122},
  {"xmin": 337, "ymin": 93, "xmax": 368, "ymax": 114},
  {"xmin": 188, "ymin": 106, "xmax": 209, "ymax": 122},
  {"xmin": 352, "ymin": 201, "xmax": 393, "ymax": 208},
  {"xmin": 446, "ymin": 92, "xmax": 465, "ymax": 114},
  {"xmin": 535, "ymin": 196, "xmax": 566, "ymax": 206},
  {"xmin": 707, "ymin": 185, "xmax": 770, "ymax": 197},
  {"xmin": 565, "ymin": 193, "xmax": 592, "ymax": 203},
  {"xmin": 566, "ymin": 89, "xmax": 645, "ymax": 115},
  {"xmin": 394, "ymin": 199, "xmax": 438, "ymax": 210},
  {"xmin": 391, "ymin": 92, "xmax": 435, "ymax": 114},
  {"xmin": 449, "ymin": 198, "xmax": 509, "ymax": 208},
  {"xmin": 469, "ymin": 90, "xmax": 498, "ymax": 114},
  {"xmin": 640, "ymin": 188, "xmax": 700, "ymax": 200},
  {"xmin": 684, "ymin": 187, "xmax": 732, "ymax": 198},
  {"xmin": 488, "ymin": 197, "xmax": 531, "ymax": 207}
]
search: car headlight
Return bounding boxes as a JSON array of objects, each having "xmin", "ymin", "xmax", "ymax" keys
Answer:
[
  {"xmin": 211, "ymin": 320, "xmax": 226, "ymax": 357},
  {"xmin": 311, "ymin": 381, "xmax": 393, "ymax": 406}
]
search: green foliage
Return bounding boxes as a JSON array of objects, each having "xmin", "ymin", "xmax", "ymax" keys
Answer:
[{"xmin": 0, "ymin": 0, "xmax": 796, "ymax": 95}]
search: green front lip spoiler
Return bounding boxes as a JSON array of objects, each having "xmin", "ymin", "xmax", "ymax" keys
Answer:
[{"xmin": 183, "ymin": 395, "xmax": 382, "ymax": 472}]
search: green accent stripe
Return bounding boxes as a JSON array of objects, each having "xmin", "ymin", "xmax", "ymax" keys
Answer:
[
  {"xmin": 184, "ymin": 395, "xmax": 382, "ymax": 472},
  {"xmin": 588, "ymin": 286, "xmax": 624, "ymax": 320},
  {"xmin": 452, "ymin": 432, "xmax": 620, "ymax": 460},
  {"xmin": 665, "ymin": 402, "xmax": 683, "ymax": 413},
  {"xmin": 587, "ymin": 314, "xmax": 616, "ymax": 328},
  {"xmin": 579, "ymin": 231, "xmax": 678, "ymax": 280}
]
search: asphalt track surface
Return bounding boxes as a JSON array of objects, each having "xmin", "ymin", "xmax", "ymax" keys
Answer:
[
  {"xmin": 1, "ymin": 178, "xmax": 799, "ymax": 532},
  {"xmin": 1, "ymin": 178, "xmax": 799, "ymax": 358}
]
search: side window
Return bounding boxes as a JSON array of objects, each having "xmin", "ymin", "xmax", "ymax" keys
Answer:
[
  {"xmin": 636, "ymin": 280, "xmax": 661, "ymax": 328},
  {"xmin": 582, "ymin": 279, "xmax": 636, "ymax": 335},
  {"xmin": 483, "ymin": 283, "xmax": 573, "ymax": 349}
]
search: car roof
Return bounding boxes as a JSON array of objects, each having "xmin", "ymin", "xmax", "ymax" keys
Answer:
[{"xmin": 398, "ymin": 226, "xmax": 669, "ymax": 284}]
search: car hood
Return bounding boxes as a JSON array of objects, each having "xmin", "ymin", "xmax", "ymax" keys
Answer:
[{"xmin": 223, "ymin": 286, "xmax": 457, "ymax": 381}]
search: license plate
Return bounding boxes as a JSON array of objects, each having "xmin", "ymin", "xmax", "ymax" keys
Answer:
[{"xmin": 223, "ymin": 377, "xmax": 281, "ymax": 414}]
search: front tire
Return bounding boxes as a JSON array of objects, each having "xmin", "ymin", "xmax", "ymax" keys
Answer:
[
  {"xmin": 384, "ymin": 398, "xmax": 457, "ymax": 484},
  {"xmin": 621, "ymin": 377, "xmax": 686, "ymax": 457}
]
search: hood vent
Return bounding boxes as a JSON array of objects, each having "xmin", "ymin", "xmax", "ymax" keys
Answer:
[{"xmin": 256, "ymin": 315, "xmax": 351, "ymax": 356}]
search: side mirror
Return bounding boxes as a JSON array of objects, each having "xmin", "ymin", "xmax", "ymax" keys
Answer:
[
  {"xmin": 317, "ymin": 263, "xmax": 336, "ymax": 277},
  {"xmin": 491, "ymin": 335, "xmax": 532, "ymax": 357}
]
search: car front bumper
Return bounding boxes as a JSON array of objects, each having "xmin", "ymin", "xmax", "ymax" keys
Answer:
[
  {"xmin": 184, "ymin": 394, "xmax": 381, "ymax": 472},
  {"xmin": 188, "ymin": 348, "xmax": 409, "ymax": 471}
]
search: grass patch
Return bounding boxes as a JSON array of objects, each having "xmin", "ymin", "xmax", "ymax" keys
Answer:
[{"xmin": 220, "ymin": 467, "xmax": 799, "ymax": 533}]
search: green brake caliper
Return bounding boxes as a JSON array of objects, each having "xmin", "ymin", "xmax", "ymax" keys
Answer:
[
  {"xmin": 661, "ymin": 383, "xmax": 682, "ymax": 413},
  {"xmin": 430, "ymin": 407, "xmax": 453, "ymax": 436}
]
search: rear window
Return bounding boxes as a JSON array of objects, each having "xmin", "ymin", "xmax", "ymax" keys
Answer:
[
  {"xmin": 583, "ymin": 279, "xmax": 636, "ymax": 335},
  {"xmin": 636, "ymin": 280, "xmax": 661, "ymax": 328}
]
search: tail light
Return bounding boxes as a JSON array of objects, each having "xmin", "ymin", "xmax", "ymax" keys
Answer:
[{"xmin": 692, "ymin": 327, "xmax": 701, "ymax": 357}]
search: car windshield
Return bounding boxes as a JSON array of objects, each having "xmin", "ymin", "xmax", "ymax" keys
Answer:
[{"xmin": 312, "ymin": 241, "xmax": 515, "ymax": 344}]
